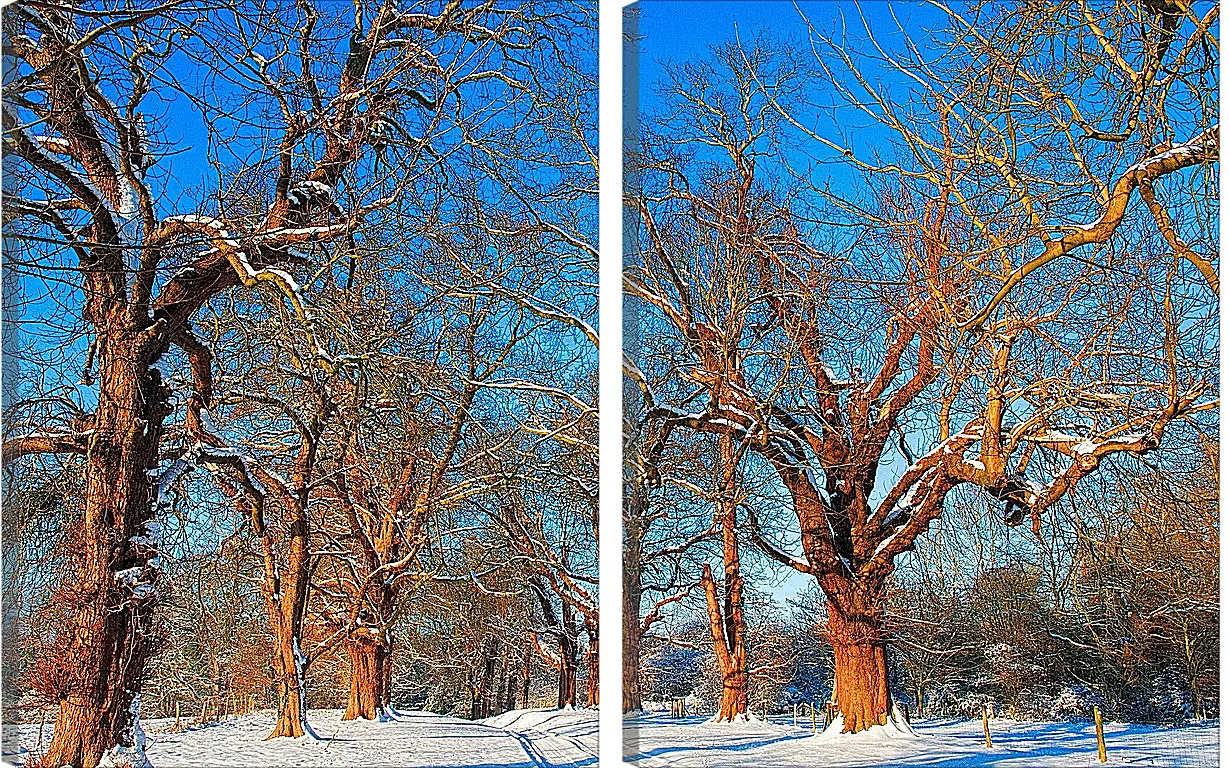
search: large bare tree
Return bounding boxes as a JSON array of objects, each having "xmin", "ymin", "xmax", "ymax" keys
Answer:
[{"xmin": 626, "ymin": 0, "xmax": 1216, "ymax": 733}]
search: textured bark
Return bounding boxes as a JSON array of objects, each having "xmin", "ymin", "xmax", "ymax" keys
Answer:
[
  {"xmin": 482, "ymin": 639, "xmax": 498, "ymax": 717},
  {"xmin": 558, "ymin": 602, "xmax": 579, "ymax": 709},
  {"xmin": 343, "ymin": 631, "xmax": 389, "ymax": 721},
  {"xmin": 266, "ymin": 621, "xmax": 309, "ymax": 739},
  {"xmin": 824, "ymin": 578, "xmax": 891, "ymax": 733},
  {"xmin": 262, "ymin": 504, "xmax": 313, "ymax": 740},
  {"xmin": 701, "ymin": 564, "xmax": 748, "ymax": 722},
  {"xmin": 584, "ymin": 627, "xmax": 599, "ymax": 707},
  {"xmin": 622, "ymin": 514, "xmax": 644, "ymax": 712},
  {"xmin": 521, "ymin": 644, "xmax": 532, "ymax": 709},
  {"xmin": 44, "ymin": 339, "xmax": 169, "ymax": 768},
  {"xmin": 700, "ymin": 435, "xmax": 749, "ymax": 722}
]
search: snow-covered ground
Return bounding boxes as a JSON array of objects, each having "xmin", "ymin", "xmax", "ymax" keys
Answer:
[
  {"xmin": 2, "ymin": 707, "xmax": 597, "ymax": 767},
  {"xmin": 623, "ymin": 712, "xmax": 1218, "ymax": 767}
]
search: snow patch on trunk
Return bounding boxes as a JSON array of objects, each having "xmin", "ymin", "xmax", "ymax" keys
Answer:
[{"xmin": 98, "ymin": 693, "xmax": 152, "ymax": 768}]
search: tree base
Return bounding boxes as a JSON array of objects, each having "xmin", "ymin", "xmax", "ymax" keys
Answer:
[
  {"xmin": 703, "ymin": 711, "xmax": 763, "ymax": 726},
  {"xmin": 265, "ymin": 710, "xmax": 320, "ymax": 741},
  {"xmin": 98, "ymin": 744, "xmax": 153, "ymax": 768},
  {"xmin": 817, "ymin": 709, "xmax": 918, "ymax": 741}
]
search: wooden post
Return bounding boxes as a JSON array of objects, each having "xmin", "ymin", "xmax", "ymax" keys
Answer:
[
  {"xmin": 175, "ymin": 701, "xmax": 181, "ymax": 730},
  {"xmin": 793, "ymin": 703, "xmax": 798, "ymax": 727},
  {"xmin": 37, "ymin": 707, "xmax": 46, "ymax": 749},
  {"xmin": 982, "ymin": 705, "xmax": 992, "ymax": 748},
  {"xmin": 811, "ymin": 702, "xmax": 817, "ymax": 734},
  {"xmin": 1094, "ymin": 706, "xmax": 1107, "ymax": 763},
  {"xmin": 199, "ymin": 700, "xmax": 207, "ymax": 724}
]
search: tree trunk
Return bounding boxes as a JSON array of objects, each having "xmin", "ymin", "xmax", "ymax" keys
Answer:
[
  {"xmin": 267, "ymin": 620, "xmax": 311, "ymax": 738},
  {"xmin": 44, "ymin": 342, "xmax": 168, "ymax": 768},
  {"xmin": 383, "ymin": 631, "xmax": 395, "ymax": 716},
  {"xmin": 824, "ymin": 578, "xmax": 892, "ymax": 733},
  {"xmin": 468, "ymin": 666, "xmax": 481, "ymax": 720},
  {"xmin": 521, "ymin": 644, "xmax": 532, "ymax": 709},
  {"xmin": 558, "ymin": 605, "xmax": 578, "ymax": 709},
  {"xmin": 263, "ymin": 516, "xmax": 312, "ymax": 739},
  {"xmin": 504, "ymin": 666, "xmax": 517, "ymax": 713},
  {"xmin": 701, "ymin": 564, "xmax": 749, "ymax": 722},
  {"xmin": 342, "ymin": 630, "xmax": 389, "ymax": 721},
  {"xmin": 623, "ymin": 510, "xmax": 644, "ymax": 712},
  {"xmin": 701, "ymin": 434, "xmax": 749, "ymax": 723},
  {"xmin": 584, "ymin": 627, "xmax": 599, "ymax": 707},
  {"xmin": 482, "ymin": 639, "xmax": 498, "ymax": 718}
]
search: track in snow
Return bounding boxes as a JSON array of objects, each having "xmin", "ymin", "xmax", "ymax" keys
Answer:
[{"xmin": 2, "ymin": 708, "xmax": 598, "ymax": 768}]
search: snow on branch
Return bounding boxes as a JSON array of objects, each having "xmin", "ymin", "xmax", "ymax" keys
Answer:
[
  {"xmin": 960, "ymin": 123, "xmax": 1219, "ymax": 330},
  {"xmin": 746, "ymin": 508, "xmax": 812, "ymax": 575},
  {"xmin": 468, "ymin": 379, "xmax": 595, "ymax": 414},
  {"xmin": 2, "ymin": 429, "xmax": 94, "ymax": 464}
]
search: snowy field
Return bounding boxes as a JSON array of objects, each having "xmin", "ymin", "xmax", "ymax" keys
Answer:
[
  {"xmin": 623, "ymin": 712, "xmax": 1218, "ymax": 767},
  {"xmin": 2, "ymin": 708, "xmax": 597, "ymax": 768}
]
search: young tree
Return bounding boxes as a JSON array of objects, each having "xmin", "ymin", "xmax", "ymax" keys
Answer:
[
  {"xmin": 698, "ymin": 433, "xmax": 750, "ymax": 722},
  {"xmin": 619, "ymin": 407, "xmax": 714, "ymax": 712},
  {"xmin": 316, "ymin": 295, "xmax": 492, "ymax": 722}
]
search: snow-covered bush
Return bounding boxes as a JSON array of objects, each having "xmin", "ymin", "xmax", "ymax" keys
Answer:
[
  {"xmin": 955, "ymin": 692, "xmax": 996, "ymax": 720},
  {"xmin": 1046, "ymin": 686, "xmax": 1103, "ymax": 721}
]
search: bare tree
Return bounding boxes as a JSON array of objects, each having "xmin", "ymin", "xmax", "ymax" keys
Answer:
[
  {"xmin": 626, "ymin": 0, "xmax": 1216, "ymax": 732},
  {"xmin": 2, "ymin": 0, "xmax": 572, "ymax": 761},
  {"xmin": 698, "ymin": 433, "xmax": 751, "ymax": 722}
]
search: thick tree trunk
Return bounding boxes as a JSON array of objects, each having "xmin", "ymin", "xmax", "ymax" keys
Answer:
[
  {"xmin": 343, "ymin": 630, "xmax": 389, "ymax": 721},
  {"xmin": 701, "ymin": 564, "xmax": 748, "ymax": 722},
  {"xmin": 263, "ymin": 519, "xmax": 312, "ymax": 739},
  {"xmin": 267, "ymin": 621, "xmax": 311, "ymax": 738},
  {"xmin": 257, "ymin": 473, "xmax": 314, "ymax": 739},
  {"xmin": 824, "ymin": 579, "xmax": 892, "ymax": 733},
  {"xmin": 623, "ymin": 514, "xmax": 644, "ymax": 712},
  {"xmin": 44, "ymin": 342, "xmax": 168, "ymax": 768}
]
